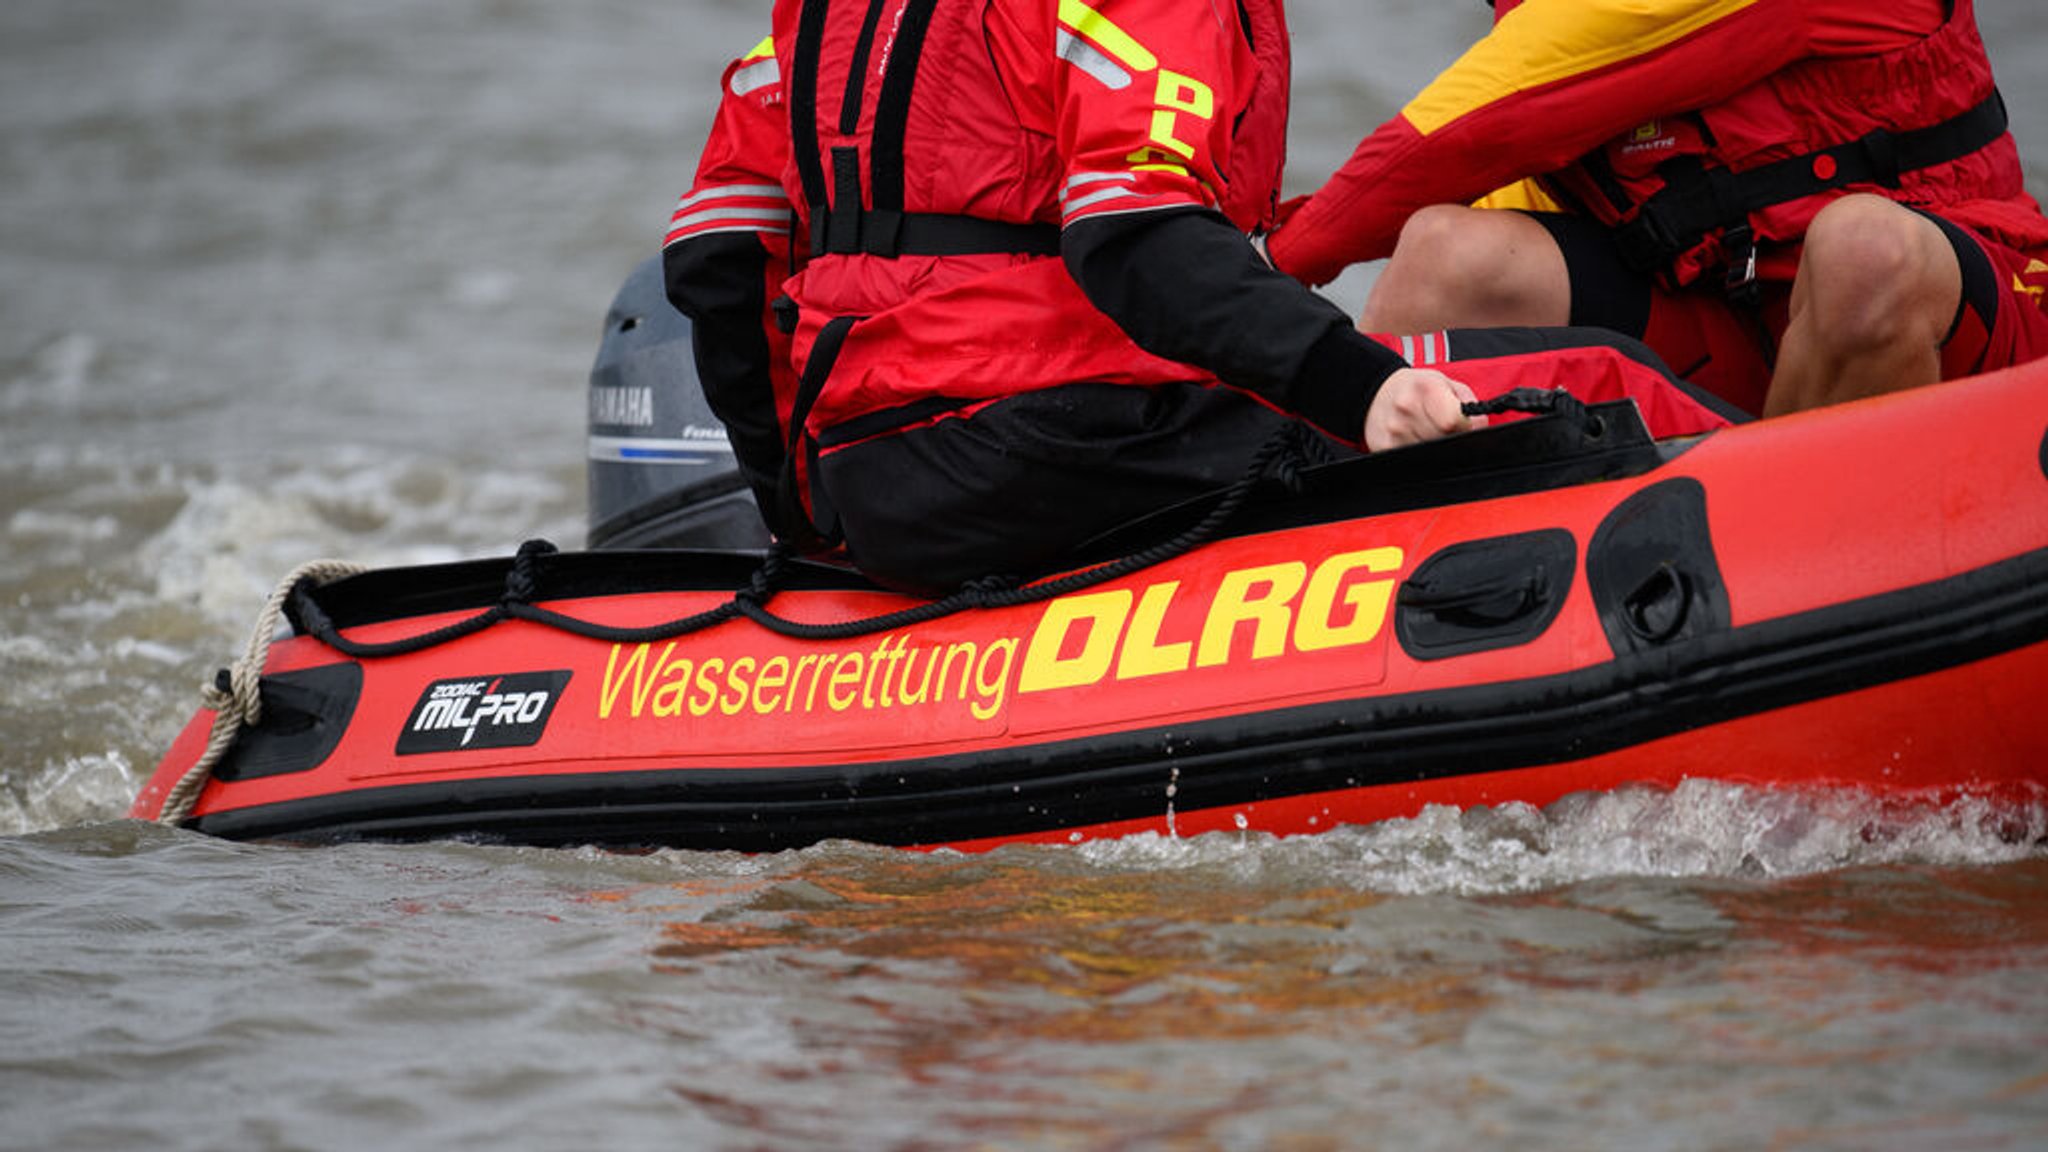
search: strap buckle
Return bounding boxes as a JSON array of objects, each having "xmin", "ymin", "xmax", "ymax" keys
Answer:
[{"xmin": 1722, "ymin": 223, "xmax": 1759, "ymax": 306}]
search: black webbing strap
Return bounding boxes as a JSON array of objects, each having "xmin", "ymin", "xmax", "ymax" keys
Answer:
[
  {"xmin": 1616, "ymin": 89, "xmax": 2010, "ymax": 273},
  {"xmin": 791, "ymin": 0, "xmax": 1056, "ymax": 259},
  {"xmin": 810, "ymin": 209, "xmax": 1061, "ymax": 257},
  {"xmin": 868, "ymin": 0, "xmax": 942, "ymax": 217},
  {"xmin": 826, "ymin": 146, "xmax": 865, "ymax": 254},
  {"xmin": 788, "ymin": 0, "xmax": 833, "ymax": 216},
  {"xmin": 838, "ymin": 0, "xmax": 891, "ymax": 134},
  {"xmin": 775, "ymin": 314, "xmax": 860, "ymax": 546}
]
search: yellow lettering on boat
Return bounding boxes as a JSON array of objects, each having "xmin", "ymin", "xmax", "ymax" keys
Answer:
[
  {"xmin": 651, "ymin": 653, "xmax": 695, "ymax": 718},
  {"xmin": 720, "ymin": 656, "xmax": 755, "ymax": 716},
  {"xmin": 1295, "ymin": 548, "xmax": 1403, "ymax": 651},
  {"xmin": 1015, "ymin": 547, "xmax": 1405, "ymax": 695},
  {"xmin": 1197, "ymin": 562, "xmax": 1307, "ymax": 667},
  {"xmin": 1115, "ymin": 581, "xmax": 1191, "ymax": 679},
  {"xmin": 592, "ymin": 545, "xmax": 1403, "ymax": 730},
  {"xmin": 598, "ymin": 640, "xmax": 675, "ymax": 718},
  {"xmin": 689, "ymin": 657, "xmax": 724, "ymax": 718},
  {"xmin": 1019, "ymin": 589, "xmax": 1131, "ymax": 692},
  {"xmin": 827, "ymin": 652, "xmax": 865, "ymax": 712},
  {"xmin": 972, "ymin": 638, "xmax": 1017, "ymax": 721},
  {"xmin": 750, "ymin": 655, "xmax": 790, "ymax": 714}
]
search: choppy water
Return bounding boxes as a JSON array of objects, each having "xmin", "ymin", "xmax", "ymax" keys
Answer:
[{"xmin": 4, "ymin": 2, "xmax": 2048, "ymax": 1147}]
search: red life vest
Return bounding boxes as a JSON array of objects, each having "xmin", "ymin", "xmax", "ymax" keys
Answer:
[
  {"xmin": 769, "ymin": 0, "xmax": 1295, "ymax": 435},
  {"xmin": 1519, "ymin": 0, "xmax": 2034, "ymax": 290}
]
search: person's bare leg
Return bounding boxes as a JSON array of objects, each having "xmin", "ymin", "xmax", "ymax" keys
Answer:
[
  {"xmin": 1764, "ymin": 194, "xmax": 1962, "ymax": 416},
  {"xmin": 1360, "ymin": 205, "xmax": 1572, "ymax": 333}
]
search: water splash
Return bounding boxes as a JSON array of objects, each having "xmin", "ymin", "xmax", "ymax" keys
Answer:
[{"xmin": 1078, "ymin": 780, "xmax": 2047, "ymax": 895}]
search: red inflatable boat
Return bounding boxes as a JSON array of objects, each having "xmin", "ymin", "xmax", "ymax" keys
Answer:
[{"xmin": 132, "ymin": 360, "xmax": 2048, "ymax": 850}]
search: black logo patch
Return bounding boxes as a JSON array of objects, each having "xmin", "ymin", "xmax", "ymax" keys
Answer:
[{"xmin": 396, "ymin": 671, "xmax": 572, "ymax": 755}]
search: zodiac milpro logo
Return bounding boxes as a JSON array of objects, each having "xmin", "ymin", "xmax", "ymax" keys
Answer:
[{"xmin": 397, "ymin": 671, "xmax": 573, "ymax": 755}]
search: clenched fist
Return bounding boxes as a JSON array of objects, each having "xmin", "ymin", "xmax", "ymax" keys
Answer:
[{"xmin": 1364, "ymin": 368, "xmax": 1488, "ymax": 452}]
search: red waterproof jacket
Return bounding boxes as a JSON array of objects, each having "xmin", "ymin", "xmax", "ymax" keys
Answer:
[
  {"xmin": 663, "ymin": 0, "xmax": 1417, "ymax": 541},
  {"xmin": 1269, "ymin": 0, "xmax": 2048, "ymax": 291},
  {"xmin": 774, "ymin": 0, "xmax": 1296, "ymax": 430},
  {"xmin": 666, "ymin": 5, "xmax": 1392, "ymax": 419}
]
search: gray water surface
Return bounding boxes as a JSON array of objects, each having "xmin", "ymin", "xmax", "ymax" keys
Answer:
[{"xmin": 4, "ymin": 1, "xmax": 2048, "ymax": 1147}]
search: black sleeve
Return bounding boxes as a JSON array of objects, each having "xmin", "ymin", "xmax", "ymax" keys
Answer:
[
  {"xmin": 663, "ymin": 233, "xmax": 792, "ymax": 538},
  {"xmin": 1061, "ymin": 206, "xmax": 1407, "ymax": 442}
]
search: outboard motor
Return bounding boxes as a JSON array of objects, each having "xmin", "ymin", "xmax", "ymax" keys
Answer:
[{"xmin": 585, "ymin": 256, "xmax": 771, "ymax": 550}]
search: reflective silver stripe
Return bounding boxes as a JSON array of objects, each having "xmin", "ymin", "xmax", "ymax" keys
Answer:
[
  {"xmin": 729, "ymin": 57, "xmax": 782, "ymax": 97},
  {"xmin": 1397, "ymin": 332, "xmax": 1449, "ymax": 366},
  {"xmin": 1061, "ymin": 171, "xmax": 1137, "ymax": 197},
  {"xmin": 1056, "ymin": 29, "xmax": 1131, "ymax": 90},
  {"xmin": 1061, "ymin": 185, "xmax": 1140, "ymax": 215},
  {"xmin": 1059, "ymin": 172, "xmax": 1137, "ymax": 212},
  {"xmin": 674, "ymin": 183, "xmax": 789, "ymax": 212},
  {"xmin": 1061, "ymin": 200, "xmax": 1195, "ymax": 225},
  {"xmin": 669, "ymin": 205, "xmax": 795, "ymax": 230},
  {"xmin": 664, "ymin": 222, "xmax": 793, "ymax": 246}
]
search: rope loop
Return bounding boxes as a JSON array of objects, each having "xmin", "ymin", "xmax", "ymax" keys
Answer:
[
  {"xmin": 157, "ymin": 557, "xmax": 369, "ymax": 826},
  {"xmin": 1265, "ymin": 450, "xmax": 1304, "ymax": 496},
  {"xmin": 502, "ymin": 538, "xmax": 558, "ymax": 606},
  {"xmin": 957, "ymin": 573, "xmax": 1020, "ymax": 610},
  {"xmin": 1257, "ymin": 422, "xmax": 1321, "ymax": 497},
  {"xmin": 737, "ymin": 544, "xmax": 794, "ymax": 605}
]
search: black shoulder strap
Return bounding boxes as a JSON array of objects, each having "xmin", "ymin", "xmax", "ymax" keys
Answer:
[
  {"xmin": 789, "ymin": 0, "xmax": 1058, "ymax": 260},
  {"xmin": 788, "ymin": 0, "xmax": 833, "ymax": 217},
  {"xmin": 867, "ymin": 0, "xmax": 943, "ymax": 225}
]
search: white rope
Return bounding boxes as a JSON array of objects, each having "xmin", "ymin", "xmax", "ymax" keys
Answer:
[{"xmin": 156, "ymin": 558, "xmax": 369, "ymax": 826}]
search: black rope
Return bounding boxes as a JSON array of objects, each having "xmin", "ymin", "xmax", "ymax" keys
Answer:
[
  {"xmin": 295, "ymin": 589, "xmax": 509, "ymax": 659},
  {"xmin": 501, "ymin": 538, "xmax": 556, "ymax": 605},
  {"xmin": 503, "ymin": 600, "xmax": 746, "ymax": 644},
  {"xmin": 1463, "ymin": 386, "xmax": 1582, "ymax": 420},
  {"xmin": 296, "ymin": 427, "xmax": 1308, "ymax": 657}
]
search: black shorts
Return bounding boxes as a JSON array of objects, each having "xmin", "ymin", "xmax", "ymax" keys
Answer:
[{"xmin": 1524, "ymin": 208, "xmax": 2010, "ymax": 414}]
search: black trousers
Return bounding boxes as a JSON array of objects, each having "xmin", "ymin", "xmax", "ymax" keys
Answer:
[
  {"xmin": 807, "ymin": 325, "xmax": 1706, "ymax": 595},
  {"xmin": 814, "ymin": 382, "xmax": 1347, "ymax": 595}
]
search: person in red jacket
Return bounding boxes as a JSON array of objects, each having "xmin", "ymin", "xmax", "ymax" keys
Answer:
[
  {"xmin": 1267, "ymin": 0, "xmax": 2048, "ymax": 418},
  {"xmin": 663, "ymin": 0, "xmax": 1732, "ymax": 594}
]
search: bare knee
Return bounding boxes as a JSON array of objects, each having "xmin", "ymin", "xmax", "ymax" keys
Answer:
[
  {"xmin": 1766, "ymin": 195, "xmax": 1961, "ymax": 414},
  {"xmin": 1389, "ymin": 205, "xmax": 1504, "ymax": 287},
  {"xmin": 1794, "ymin": 195, "xmax": 1959, "ymax": 349},
  {"xmin": 1362, "ymin": 206, "xmax": 1569, "ymax": 332}
]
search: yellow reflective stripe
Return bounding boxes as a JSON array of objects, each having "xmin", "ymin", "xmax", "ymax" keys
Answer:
[
  {"xmin": 743, "ymin": 35, "xmax": 775, "ymax": 61},
  {"xmin": 1058, "ymin": 0, "xmax": 1157, "ymax": 73},
  {"xmin": 1402, "ymin": 0, "xmax": 1760, "ymax": 136}
]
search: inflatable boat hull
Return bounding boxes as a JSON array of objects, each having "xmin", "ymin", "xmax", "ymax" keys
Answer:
[{"xmin": 133, "ymin": 361, "xmax": 2048, "ymax": 850}]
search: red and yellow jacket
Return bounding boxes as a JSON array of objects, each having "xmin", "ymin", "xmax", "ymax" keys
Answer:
[{"xmin": 1268, "ymin": 0, "xmax": 2048, "ymax": 290}]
